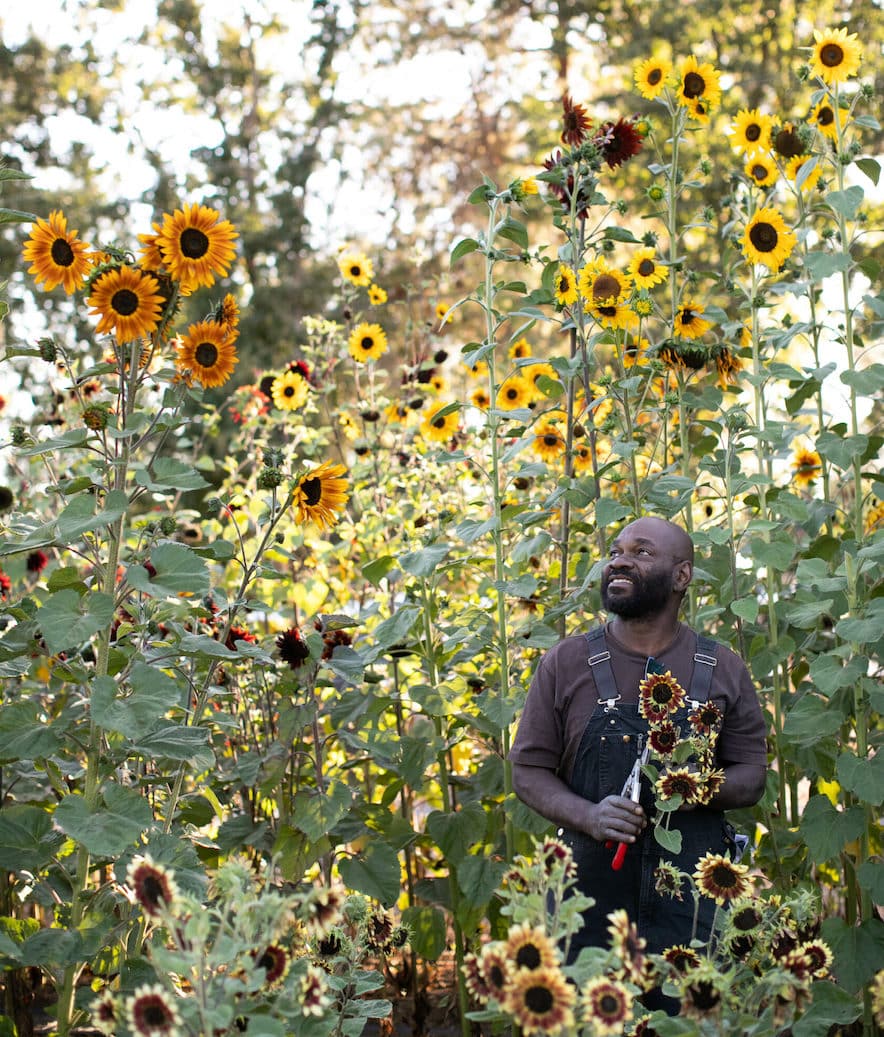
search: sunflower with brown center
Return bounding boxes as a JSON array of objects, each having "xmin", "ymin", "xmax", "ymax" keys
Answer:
[
  {"xmin": 729, "ymin": 108, "xmax": 774, "ymax": 155},
  {"xmin": 126, "ymin": 856, "xmax": 180, "ymax": 919},
  {"xmin": 338, "ymin": 250, "xmax": 373, "ymax": 287},
  {"xmin": 420, "ymin": 400, "xmax": 459, "ymax": 443},
  {"xmin": 554, "ymin": 264, "xmax": 578, "ymax": 306},
  {"xmin": 677, "ymin": 55, "xmax": 721, "ymax": 113},
  {"xmin": 580, "ymin": 976, "xmax": 633, "ymax": 1036},
  {"xmin": 505, "ymin": 965, "xmax": 575, "ymax": 1035},
  {"xmin": 504, "ymin": 922, "xmax": 559, "ymax": 973},
  {"xmin": 639, "ymin": 671, "xmax": 686, "ymax": 721},
  {"xmin": 470, "ymin": 387, "xmax": 491, "ymax": 410},
  {"xmin": 628, "ymin": 248, "xmax": 668, "ymax": 290},
  {"xmin": 663, "ymin": 944, "xmax": 702, "ymax": 975},
  {"xmin": 648, "ymin": 719, "xmax": 679, "ymax": 758},
  {"xmin": 653, "ymin": 860, "xmax": 685, "ymax": 901},
  {"xmin": 125, "ymin": 983, "xmax": 182, "ymax": 1037},
  {"xmin": 175, "ymin": 320, "xmax": 239, "ymax": 388},
  {"xmin": 656, "ymin": 766, "xmax": 704, "ymax": 806},
  {"xmin": 744, "ymin": 153, "xmax": 778, "ymax": 188},
  {"xmin": 88, "ymin": 265, "xmax": 164, "ymax": 343},
  {"xmin": 561, "ymin": 93, "xmax": 592, "ymax": 146},
  {"xmin": 786, "ymin": 154, "xmax": 822, "ymax": 193},
  {"xmin": 478, "ymin": 944, "xmax": 512, "ymax": 1004},
  {"xmin": 694, "ymin": 851, "xmax": 751, "ymax": 905},
  {"xmin": 496, "ymin": 374, "xmax": 533, "ymax": 411},
  {"xmin": 791, "ymin": 445, "xmax": 822, "ymax": 487},
  {"xmin": 673, "ymin": 298, "xmax": 713, "ymax": 339},
  {"xmin": 293, "ymin": 461, "xmax": 349, "ymax": 531},
  {"xmin": 23, "ymin": 210, "xmax": 93, "ymax": 294},
  {"xmin": 252, "ymin": 943, "xmax": 290, "ymax": 986},
  {"xmin": 271, "ymin": 369, "xmax": 309, "ymax": 411},
  {"xmin": 634, "ymin": 56, "xmax": 671, "ymax": 101},
  {"xmin": 532, "ymin": 417, "xmax": 566, "ymax": 464},
  {"xmin": 156, "ymin": 203, "xmax": 237, "ymax": 291},
  {"xmin": 810, "ymin": 27, "xmax": 862, "ymax": 85},
  {"xmin": 348, "ymin": 322, "xmax": 388, "ymax": 362}
]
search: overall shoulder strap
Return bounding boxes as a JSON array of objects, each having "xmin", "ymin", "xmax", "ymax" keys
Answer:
[
  {"xmin": 585, "ymin": 627, "xmax": 619, "ymax": 700},
  {"xmin": 689, "ymin": 633, "xmax": 719, "ymax": 702}
]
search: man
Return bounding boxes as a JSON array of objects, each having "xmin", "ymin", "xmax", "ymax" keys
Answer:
[{"xmin": 510, "ymin": 516, "xmax": 767, "ymax": 964}]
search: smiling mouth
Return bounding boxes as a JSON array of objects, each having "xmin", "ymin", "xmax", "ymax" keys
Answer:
[{"xmin": 607, "ymin": 576, "xmax": 635, "ymax": 587}]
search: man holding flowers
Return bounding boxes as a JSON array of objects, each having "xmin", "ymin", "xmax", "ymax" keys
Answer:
[{"xmin": 511, "ymin": 516, "xmax": 768, "ymax": 964}]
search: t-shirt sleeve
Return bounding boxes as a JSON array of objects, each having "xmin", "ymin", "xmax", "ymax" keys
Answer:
[
  {"xmin": 716, "ymin": 651, "xmax": 768, "ymax": 766},
  {"xmin": 509, "ymin": 652, "xmax": 564, "ymax": 770}
]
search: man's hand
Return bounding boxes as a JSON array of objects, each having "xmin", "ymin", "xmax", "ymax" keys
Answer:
[{"xmin": 586, "ymin": 795, "xmax": 646, "ymax": 843}]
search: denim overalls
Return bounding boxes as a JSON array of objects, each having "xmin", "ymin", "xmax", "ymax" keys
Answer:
[{"xmin": 561, "ymin": 627, "xmax": 731, "ymax": 963}]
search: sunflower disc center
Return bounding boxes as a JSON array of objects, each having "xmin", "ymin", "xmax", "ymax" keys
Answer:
[
  {"xmin": 820, "ymin": 43, "xmax": 844, "ymax": 67},
  {"xmin": 818, "ymin": 107, "xmax": 834, "ymax": 125},
  {"xmin": 749, "ymin": 223, "xmax": 778, "ymax": 253},
  {"xmin": 111, "ymin": 289, "xmax": 139, "ymax": 316},
  {"xmin": 750, "ymin": 164, "xmax": 768, "ymax": 181},
  {"xmin": 746, "ymin": 124, "xmax": 761, "ymax": 141},
  {"xmin": 599, "ymin": 993, "xmax": 621, "ymax": 1016},
  {"xmin": 525, "ymin": 986, "xmax": 554, "ymax": 1013},
  {"xmin": 51, "ymin": 238, "xmax": 76, "ymax": 267},
  {"xmin": 180, "ymin": 227, "xmax": 210, "ymax": 259},
  {"xmin": 284, "ymin": 386, "xmax": 295, "ymax": 397},
  {"xmin": 638, "ymin": 259, "xmax": 655, "ymax": 277},
  {"xmin": 141, "ymin": 1002, "xmax": 168, "ymax": 1025},
  {"xmin": 648, "ymin": 68, "xmax": 662, "ymax": 85},
  {"xmin": 195, "ymin": 342, "xmax": 219, "ymax": 367},
  {"xmin": 516, "ymin": 945, "xmax": 542, "ymax": 969},
  {"xmin": 683, "ymin": 72, "xmax": 705, "ymax": 98},
  {"xmin": 593, "ymin": 273, "xmax": 620, "ymax": 302},
  {"xmin": 361, "ymin": 337, "xmax": 374, "ymax": 350},
  {"xmin": 302, "ymin": 478, "xmax": 322, "ymax": 506},
  {"xmin": 712, "ymin": 863, "xmax": 737, "ymax": 887}
]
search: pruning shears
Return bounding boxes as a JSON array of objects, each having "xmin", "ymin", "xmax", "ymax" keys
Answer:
[{"xmin": 607, "ymin": 739, "xmax": 650, "ymax": 871}]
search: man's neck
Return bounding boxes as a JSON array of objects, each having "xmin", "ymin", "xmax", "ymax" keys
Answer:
[{"xmin": 607, "ymin": 614, "xmax": 683, "ymax": 657}]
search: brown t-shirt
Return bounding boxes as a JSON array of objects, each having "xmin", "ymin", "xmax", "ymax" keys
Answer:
[{"xmin": 510, "ymin": 622, "xmax": 768, "ymax": 783}]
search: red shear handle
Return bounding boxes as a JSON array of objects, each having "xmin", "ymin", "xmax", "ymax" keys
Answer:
[{"xmin": 611, "ymin": 841, "xmax": 628, "ymax": 870}]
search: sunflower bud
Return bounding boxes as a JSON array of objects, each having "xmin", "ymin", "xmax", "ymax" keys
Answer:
[
  {"xmin": 647, "ymin": 184, "xmax": 665, "ymax": 202},
  {"xmin": 38, "ymin": 338, "xmax": 58, "ymax": 362},
  {"xmin": 82, "ymin": 405, "xmax": 109, "ymax": 431},
  {"xmin": 10, "ymin": 425, "xmax": 27, "ymax": 446},
  {"xmin": 257, "ymin": 467, "xmax": 284, "ymax": 489},
  {"xmin": 160, "ymin": 516, "xmax": 177, "ymax": 536}
]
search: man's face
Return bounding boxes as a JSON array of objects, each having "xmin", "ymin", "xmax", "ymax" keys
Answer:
[{"xmin": 601, "ymin": 530, "xmax": 678, "ymax": 619}]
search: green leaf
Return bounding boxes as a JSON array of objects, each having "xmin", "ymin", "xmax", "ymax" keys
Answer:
[
  {"xmin": 426, "ymin": 803, "xmax": 486, "ymax": 864},
  {"xmin": 399, "ymin": 543, "xmax": 451, "ymax": 577},
  {"xmin": 361, "ymin": 555, "xmax": 396, "ymax": 586},
  {"xmin": 0, "ymin": 701, "xmax": 63, "ymax": 761},
  {"xmin": 731, "ymin": 597, "xmax": 760, "ymax": 623},
  {"xmin": 126, "ymin": 542, "xmax": 210, "ymax": 598},
  {"xmin": 815, "ymin": 429, "xmax": 868, "ymax": 471},
  {"xmin": 457, "ymin": 855, "xmax": 507, "ymax": 908},
  {"xmin": 856, "ymin": 860, "xmax": 884, "ymax": 903},
  {"xmin": 401, "ymin": 905, "xmax": 447, "ymax": 961},
  {"xmin": 824, "ymin": 186, "xmax": 864, "ymax": 221},
  {"xmin": 652, "ymin": 824, "xmax": 682, "ymax": 854},
  {"xmin": 37, "ymin": 589, "xmax": 115, "ymax": 655},
  {"xmin": 834, "ymin": 600, "xmax": 884, "ymax": 643},
  {"xmin": 135, "ymin": 458, "xmax": 210, "ymax": 493},
  {"xmin": 497, "ymin": 216, "xmax": 528, "ymax": 249},
  {"xmin": 370, "ymin": 605, "xmax": 421, "ymax": 653},
  {"xmin": 784, "ymin": 598, "xmax": 833, "ymax": 628},
  {"xmin": 782, "ymin": 695, "xmax": 845, "ymax": 747},
  {"xmin": 603, "ymin": 225, "xmax": 640, "ymax": 243},
  {"xmin": 820, "ymin": 916, "xmax": 884, "ymax": 993},
  {"xmin": 802, "ymin": 251, "xmax": 852, "ymax": 282},
  {"xmin": 808, "ymin": 653, "xmax": 868, "ymax": 696},
  {"xmin": 799, "ymin": 794, "xmax": 866, "ymax": 862},
  {"xmin": 855, "ymin": 157, "xmax": 880, "ymax": 186},
  {"xmin": 337, "ymin": 842, "xmax": 401, "ymax": 907},
  {"xmin": 840, "ymin": 363, "xmax": 884, "ymax": 396},
  {"xmin": 54, "ymin": 783, "xmax": 153, "ymax": 856},
  {"xmin": 835, "ymin": 750, "xmax": 884, "ymax": 806},
  {"xmin": 791, "ymin": 980, "xmax": 862, "ymax": 1037},
  {"xmin": 595, "ymin": 497, "xmax": 631, "ymax": 528},
  {"xmin": 0, "ymin": 805, "xmax": 66, "ymax": 871},
  {"xmin": 294, "ymin": 782, "xmax": 354, "ymax": 842},
  {"xmin": 132, "ymin": 725, "xmax": 214, "ymax": 769},
  {"xmin": 450, "ymin": 237, "xmax": 479, "ymax": 265},
  {"xmin": 92, "ymin": 663, "xmax": 183, "ymax": 739},
  {"xmin": 57, "ymin": 490, "xmax": 129, "ymax": 541}
]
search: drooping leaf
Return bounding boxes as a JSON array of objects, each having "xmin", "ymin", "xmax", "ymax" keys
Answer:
[
  {"xmin": 134, "ymin": 457, "xmax": 210, "ymax": 493},
  {"xmin": 54, "ymin": 783, "xmax": 153, "ymax": 857},
  {"xmin": 799, "ymin": 794, "xmax": 866, "ymax": 863},
  {"xmin": 426, "ymin": 803, "xmax": 486, "ymax": 864},
  {"xmin": 457, "ymin": 855, "xmax": 507, "ymax": 908},
  {"xmin": 293, "ymin": 782, "xmax": 354, "ymax": 843},
  {"xmin": 400, "ymin": 543, "xmax": 452, "ymax": 577},
  {"xmin": 337, "ymin": 841, "xmax": 401, "ymax": 907}
]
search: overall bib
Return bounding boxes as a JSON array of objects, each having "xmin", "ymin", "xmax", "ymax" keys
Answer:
[{"xmin": 561, "ymin": 627, "xmax": 731, "ymax": 964}]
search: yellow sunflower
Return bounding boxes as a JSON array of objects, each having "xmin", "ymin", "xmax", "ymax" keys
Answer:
[
  {"xmin": 338, "ymin": 250, "xmax": 373, "ymax": 287},
  {"xmin": 634, "ymin": 56, "xmax": 671, "ymax": 101},
  {"xmin": 509, "ymin": 337, "xmax": 532, "ymax": 359},
  {"xmin": 786, "ymin": 154, "xmax": 822, "ymax": 193},
  {"xmin": 628, "ymin": 248, "xmax": 668, "ymax": 290},
  {"xmin": 553, "ymin": 264, "xmax": 578, "ymax": 307},
  {"xmin": 792, "ymin": 445, "xmax": 822, "ymax": 487},
  {"xmin": 578, "ymin": 258, "xmax": 631, "ymax": 306},
  {"xmin": 532, "ymin": 417, "xmax": 566, "ymax": 464},
  {"xmin": 587, "ymin": 299, "xmax": 639, "ymax": 332},
  {"xmin": 435, "ymin": 301, "xmax": 453, "ymax": 326},
  {"xmin": 525, "ymin": 362, "xmax": 561, "ymax": 401},
  {"xmin": 468, "ymin": 358, "xmax": 489, "ymax": 379},
  {"xmin": 420, "ymin": 401, "xmax": 459, "ymax": 442},
  {"xmin": 809, "ymin": 99, "xmax": 840, "ymax": 142},
  {"xmin": 175, "ymin": 320, "xmax": 239, "ymax": 388},
  {"xmin": 505, "ymin": 966, "xmax": 575, "ymax": 1036},
  {"xmin": 22, "ymin": 210, "xmax": 93, "ymax": 294},
  {"xmin": 138, "ymin": 222, "xmax": 166, "ymax": 271},
  {"xmin": 292, "ymin": 461, "xmax": 349, "ymax": 530},
  {"xmin": 88, "ymin": 265, "xmax": 164, "ymax": 344},
  {"xmin": 367, "ymin": 283, "xmax": 387, "ymax": 305},
  {"xmin": 810, "ymin": 27, "xmax": 862, "ymax": 85},
  {"xmin": 673, "ymin": 298, "xmax": 713, "ymax": 339},
  {"xmin": 429, "ymin": 374, "xmax": 448, "ymax": 394},
  {"xmin": 496, "ymin": 375, "xmax": 533, "ymax": 411},
  {"xmin": 155, "ymin": 203, "xmax": 238, "ymax": 291},
  {"xmin": 467, "ymin": 387, "xmax": 489, "ymax": 411},
  {"xmin": 572, "ymin": 442, "xmax": 594, "ymax": 474},
  {"xmin": 505, "ymin": 923, "xmax": 560, "ymax": 973},
  {"xmin": 741, "ymin": 207, "xmax": 797, "ymax": 271},
  {"xmin": 676, "ymin": 55, "xmax": 721, "ymax": 113},
  {"xmin": 218, "ymin": 293, "xmax": 240, "ymax": 329},
  {"xmin": 348, "ymin": 322, "xmax": 388, "ymax": 362},
  {"xmin": 744, "ymin": 153, "xmax": 778, "ymax": 188},
  {"xmin": 728, "ymin": 108, "xmax": 774, "ymax": 155},
  {"xmin": 271, "ymin": 369, "xmax": 309, "ymax": 411}
]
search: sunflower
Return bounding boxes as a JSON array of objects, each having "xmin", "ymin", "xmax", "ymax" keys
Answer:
[
  {"xmin": 810, "ymin": 27, "xmax": 862, "ymax": 85},
  {"xmin": 253, "ymin": 943, "xmax": 290, "ymax": 986},
  {"xmin": 687, "ymin": 700, "xmax": 723, "ymax": 736},
  {"xmin": 713, "ymin": 345, "xmax": 742, "ymax": 388},
  {"xmin": 628, "ymin": 248, "xmax": 668, "ymax": 290},
  {"xmin": 648, "ymin": 719, "xmax": 679, "ymax": 758},
  {"xmin": 656, "ymin": 767, "xmax": 704, "ymax": 806},
  {"xmin": 526, "ymin": 362, "xmax": 561, "ymax": 401},
  {"xmin": 772, "ymin": 121, "xmax": 805, "ymax": 159},
  {"xmin": 175, "ymin": 321, "xmax": 239, "ymax": 389},
  {"xmin": 729, "ymin": 108, "xmax": 774, "ymax": 155},
  {"xmin": 213, "ymin": 292, "xmax": 239, "ymax": 330},
  {"xmin": 88, "ymin": 266, "xmax": 164, "ymax": 343},
  {"xmin": 463, "ymin": 951, "xmax": 493, "ymax": 1004},
  {"xmin": 561, "ymin": 93, "xmax": 592, "ymax": 146},
  {"xmin": 786, "ymin": 154, "xmax": 822, "ymax": 193},
  {"xmin": 506, "ymin": 966, "xmax": 575, "ymax": 1035},
  {"xmin": 679, "ymin": 963, "xmax": 726, "ymax": 1020},
  {"xmin": 532, "ymin": 417, "xmax": 566, "ymax": 464},
  {"xmin": 579, "ymin": 258, "xmax": 631, "ymax": 307},
  {"xmin": 125, "ymin": 983, "xmax": 182, "ymax": 1037},
  {"xmin": 301, "ymin": 966, "xmax": 332, "ymax": 1017},
  {"xmin": 607, "ymin": 909, "xmax": 648, "ymax": 986},
  {"xmin": 271, "ymin": 369, "xmax": 310, "ymax": 411},
  {"xmin": 673, "ymin": 299, "xmax": 713, "ymax": 339},
  {"xmin": 742, "ymin": 207, "xmax": 797, "ymax": 272},
  {"xmin": 468, "ymin": 358, "xmax": 489, "ymax": 379},
  {"xmin": 639, "ymin": 671, "xmax": 686, "ymax": 720},
  {"xmin": 337, "ymin": 250, "xmax": 373, "ymax": 287},
  {"xmin": 694, "ymin": 852, "xmax": 751, "ymax": 905},
  {"xmin": 470, "ymin": 386, "xmax": 491, "ymax": 410},
  {"xmin": 509, "ymin": 337, "xmax": 532, "ymax": 359},
  {"xmin": 155, "ymin": 203, "xmax": 237, "ymax": 291},
  {"xmin": 796, "ymin": 940, "xmax": 832, "ymax": 979},
  {"xmin": 368, "ymin": 283, "xmax": 387, "ymax": 305},
  {"xmin": 91, "ymin": 991, "xmax": 119, "ymax": 1036},
  {"xmin": 634, "ymin": 56, "xmax": 671, "ymax": 101},
  {"xmin": 293, "ymin": 461, "xmax": 349, "ymax": 530},
  {"xmin": 496, "ymin": 375, "xmax": 533, "ymax": 411},
  {"xmin": 653, "ymin": 861, "xmax": 685, "ymax": 901},
  {"xmin": 348, "ymin": 322, "xmax": 388, "ymax": 362},
  {"xmin": 22, "ymin": 210, "xmax": 92, "ymax": 294},
  {"xmin": 553, "ymin": 264, "xmax": 578, "ymax": 306},
  {"xmin": 436, "ymin": 301, "xmax": 453, "ymax": 325},
  {"xmin": 504, "ymin": 923, "xmax": 559, "ymax": 973},
  {"xmin": 420, "ymin": 401, "xmax": 459, "ymax": 443},
  {"xmin": 808, "ymin": 99, "xmax": 839, "ymax": 142},
  {"xmin": 276, "ymin": 626, "xmax": 310, "ymax": 669},
  {"xmin": 479, "ymin": 944, "xmax": 512, "ymax": 1004},
  {"xmin": 429, "ymin": 373, "xmax": 448, "ymax": 393},
  {"xmin": 622, "ymin": 338, "xmax": 651, "ymax": 368},
  {"xmin": 581, "ymin": 976, "xmax": 633, "ymax": 1036},
  {"xmin": 598, "ymin": 118, "xmax": 645, "ymax": 169},
  {"xmin": 791, "ymin": 445, "xmax": 822, "ymax": 487},
  {"xmin": 676, "ymin": 56, "xmax": 721, "ymax": 113},
  {"xmin": 126, "ymin": 856, "xmax": 180, "ymax": 919},
  {"xmin": 572, "ymin": 442, "xmax": 594, "ymax": 474},
  {"xmin": 744, "ymin": 153, "xmax": 778, "ymax": 188},
  {"xmin": 663, "ymin": 944, "xmax": 702, "ymax": 975}
]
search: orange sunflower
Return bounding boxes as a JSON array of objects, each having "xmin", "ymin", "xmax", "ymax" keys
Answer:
[
  {"xmin": 155, "ymin": 203, "xmax": 238, "ymax": 291},
  {"xmin": 292, "ymin": 461, "xmax": 349, "ymax": 531},
  {"xmin": 22, "ymin": 210, "xmax": 92, "ymax": 294},
  {"xmin": 88, "ymin": 265, "xmax": 164, "ymax": 343},
  {"xmin": 175, "ymin": 320, "xmax": 239, "ymax": 388}
]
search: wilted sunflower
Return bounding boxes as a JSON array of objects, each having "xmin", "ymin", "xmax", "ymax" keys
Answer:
[
  {"xmin": 694, "ymin": 851, "xmax": 751, "ymax": 905},
  {"xmin": 744, "ymin": 153, "xmax": 778, "ymax": 188},
  {"xmin": 496, "ymin": 375, "xmax": 533, "ymax": 411},
  {"xmin": 808, "ymin": 99, "xmax": 840, "ymax": 142},
  {"xmin": 581, "ymin": 976, "xmax": 633, "ymax": 1036},
  {"xmin": 420, "ymin": 401, "xmax": 459, "ymax": 443},
  {"xmin": 810, "ymin": 27, "xmax": 862, "ymax": 85},
  {"xmin": 125, "ymin": 983, "xmax": 182, "ymax": 1037},
  {"xmin": 156, "ymin": 203, "xmax": 237, "ymax": 291},
  {"xmin": 293, "ymin": 461, "xmax": 349, "ymax": 530},
  {"xmin": 532, "ymin": 418, "xmax": 566, "ymax": 464},
  {"xmin": 88, "ymin": 266, "xmax": 164, "ymax": 344},
  {"xmin": 786, "ymin": 154, "xmax": 822, "ymax": 193},
  {"xmin": 271, "ymin": 369, "xmax": 310, "ymax": 411},
  {"xmin": 348, "ymin": 322, "xmax": 388, "ymax": 362},
  {"xmin": 772, "ymin": 121, "xmax": 805, "ymax": 159},
  {"xmin": 553, "ymin": 264, "xmax": 578, "ymax": 306},
  {"xmin": 639, "ymin": 671, "xmax": 686, "ymax": 720},
  {"xmin": 653, "ymin": 860, "xmax": 685, "ymax": 901},
  {"xmin": 276, "ymin": 626, "xmax": 310, "ymax": 669},
  {"xmin": 628, "ymin": 248, "xmax": 668, "ymax": 290},
  {"xmin": 367, "ymin": 283, "xmax": 387, "ymax": 305},
  {"xmin": 679, "ymin": 963, "xmax": 726, "ymax": 1020},
  {"xmin": 252, "ymin": 943, "xmax": 290, "ymax": 986},
  {"xmin": 23, "ymin": 210, "xmax": 92, "ymax": 294},
  {"xmin": 505, "ymin": 966, "xmax": 575, "ymax": 1035},
  {"xmin": 713, "ymin": 345, "xmax": 742, "ymax": 388},
  {"xmin": 676, "ymin": 55, "xmax": 721, "ymax": 113},
  {"xmin": 673, "ymin": 299, "xmax": 713, "ymax": 339},
  {"xmin": 505, "ymin": 922, "xmax": 559, "ymax": 973},
  {"xmin": 634, "ymin": 56, "xmax": 671, "ymax": 101},
  {"xmin": 791, "ymin": 445, "xmax": 822, "ymax": 487},
  {"xmin": 175, "ymin": 321, "xmax": 239, "ymax": 389},
  {"xmin": 561, "ymin": 93, "xmax": 592, "ymax": 146},
  {"xmin": 729, "ymin": 108, "xmax": 774, "ymax": 155},
  {"xmin": 656, "ymin": 766, "xmax": 704, "ymax": 806}
]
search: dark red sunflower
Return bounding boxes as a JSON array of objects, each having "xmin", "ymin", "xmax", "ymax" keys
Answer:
[
  {"xmin": 26, "ymin": 550, "xmax": 49, "ymax": 573},
  {"xmin": 596, "ymin": 118, "xmax": 644, "ymax": 169},
  {"xmin": 561, "ymin": 94, "xmax": 592, "ymax": 146},
  {"xmin": 276, "ymin": 626, "xmax": 310, "ymax": 669}
]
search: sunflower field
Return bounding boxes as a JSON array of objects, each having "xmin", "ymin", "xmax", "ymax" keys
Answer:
[{"xmin": 0, "ymin": 20, "xmax": 881, "ymax": 1037}]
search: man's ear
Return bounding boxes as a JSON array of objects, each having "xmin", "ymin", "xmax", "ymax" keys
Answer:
[{"xmin": 673, "ymin": 560, "xmax": 693, "ymax": 592}]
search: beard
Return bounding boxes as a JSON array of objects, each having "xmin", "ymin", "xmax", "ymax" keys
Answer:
[{"xmin": 601, "ymin": 566, "xmax": 673, "ymax": 619}]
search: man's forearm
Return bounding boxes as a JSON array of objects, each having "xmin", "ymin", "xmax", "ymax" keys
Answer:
[{"xmin": 708, "ymin": 762, "xmax": 767, "ymax": 809}]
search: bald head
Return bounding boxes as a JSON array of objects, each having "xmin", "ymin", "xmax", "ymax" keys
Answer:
[{"xmin": 620, "ymin": 516, "xmax": 694, "ymax": 566}]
